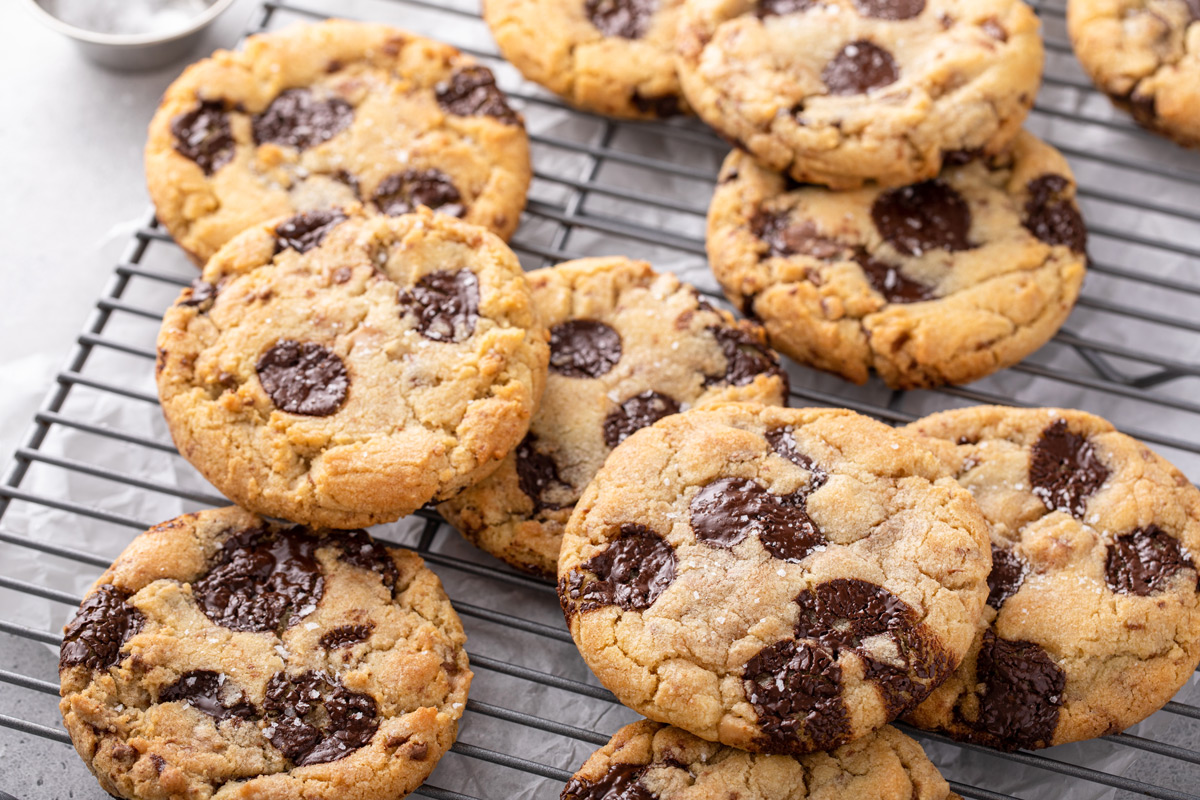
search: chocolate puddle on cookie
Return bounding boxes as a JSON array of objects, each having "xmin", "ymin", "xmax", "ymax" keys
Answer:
[
  {"xmin": 585, "ymin": 0, "xmax": 654, "ymax": 39},
  {"xmin": 550, "ymin": 320, "xmax": 622, "ymax": 378},
  {"xmin": 970, "ymin": 630, "xmax": 1065, "ymax": 750},
  {"xmin": 705, "ymin": 327, "xmax": 787, "ymax": 388},
  {"xmin": 743, "ymin": 638, "xmax": 850, "ymax": 752},
  {"xmin": 262, "ymin": 670, "xmax": 379, "ymax": 765},
  {"xmin": 515, "ymin": 433, "xmax": 573, "ymax": 511},
  {"xmin": 987, "ymin": 544, "xmax": 1027, "ymax": 609},
  {"xmin": 1023, "ymin": 175, "xmax": 1087, "ymax": 254},
  {"xmin": 274, "ymin": 208, "xmax": 348, "ymax": 254},
  {"xmin": 689, "ymin": 477, "xmax": 825, "ymax": 562},
  {"xmin": 398, "ymin": 269, "xmax": 480, "ymax": 343},
  {"xmin": 257, "ymin": 340, "xmax": 349, "ymax": 416},
  {"xmin": 252, "ymin": 88, "xmax": 354, "ymax": 150},
  {"xmin": 60, "ymin": 584, "xmax": 145, "ymax": 672},
  {"xmin": 562, "ymin": 763, "xmax": 655, "ymax": 800},
  {"xmin": 159, "ymin": 670, "xmax": 255, "ymax": 722},
  {"xmin": 872, "ymin": 180, "xmax": 973, "ymax": 256},
  {"xmin": 563, "ymin": 524, "xmax": 677, "ymax": 612},
  {"xmin": 603, "ymin": 391, "xmax": 680, "ymax": 448},
  {"xmin": 373, "ymin": 168, "xmax": 465, "ymax": 218},
  {"xmin": 1105, "ymin": 526, "xmax": 1196, "ymax": 596},
  {"xmin": 171, "ymin": 100, "xmax": 235, "ymax": 175},
  {"xmin": 436, "ymin": 65, "xmax": 520, "ymax": 124},
  {"xmin": 1028, "ymin": 419, "xmax": 1109, "ymax": 518},
  {"xmin": 822, "ymin": 40, "xmax": 899, "ymax": 96}
]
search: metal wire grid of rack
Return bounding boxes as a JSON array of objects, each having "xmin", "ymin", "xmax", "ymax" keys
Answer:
[{"xmin": 2, "ymin": 0, "xmax": 1200, "ymax": 797}]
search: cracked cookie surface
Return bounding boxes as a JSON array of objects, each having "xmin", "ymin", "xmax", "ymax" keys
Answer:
[
  {"xmin": 59, "ymin": 506, "xmax": 472, "ymax": 800},
  {"xmin": 438, "ymin": 256, "xmax": 788, "ymax": 578},
  {"xmin": 706, "ymin": 131, "xmax": 1087, "ymax": 389},
  {"xmin": 146, "ymin": 19, "xmax": 530, "ymax": 265},
  {"xmin": 903, "ymin": 406, "xmax": 1200, "ymax": 749},
  {"xmin": 675, "ymin": 0, "xmax": 1044, "ymax": 188},
  {"xmin": 557, "ymin": 403, "xmax": 991, "ymax": 754},
  {"xmin": 562, "ymin": 720, "xmax": 961, "ymax": 799},
  {"xmin": 1068, "ymin": 0, "xmax": 1200, "ymax": 148},
  {"xmin": 155, "ymin": 206, "xmax": 548, "ymax": 529}
]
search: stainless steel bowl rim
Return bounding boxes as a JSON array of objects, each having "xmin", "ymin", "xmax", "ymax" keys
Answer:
[{"xmin": 20, "ymin": 0, "xmax": 238, "ymax": 46}]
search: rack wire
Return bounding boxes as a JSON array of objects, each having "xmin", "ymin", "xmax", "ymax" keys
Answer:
[{"xmin": 2, "ymin": 0, "xmax": 1199, "ymax": 797}]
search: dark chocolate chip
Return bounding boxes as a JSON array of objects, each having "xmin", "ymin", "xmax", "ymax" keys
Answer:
[
  {"xmin": 584, "ymin": 0, "xmax": 654, "ymax": 39},
  {"xmin": 561, "ymin": 763, "xmax": 654, "ymax": 800},
  {"xmin": 180, "ymin": 279, "xmax": 217, "ymax": 307},
  {"xmin": 631, "ymin": 90, "xmax": 683, "ymax": 117},
  {"xmin": 262, "ymin": 671, "xmax": 378, "ymax": 765},
  {"xmin": 323, "ymin": 528, "xmax": 399, "ymax": 589},
  {"xmin": 705, "ymin": 326, "xmax": 786, "ymax": 388},
  {"xmin": 765, "ymin": 427, "xmax": 829, "ymax": 491},
  {"xmin": 60, "ymin": 585, "xmax": 145, "ymax": 672},
  {"xmin": 987, "ymin": 544, "xmax": 1027, "ymax": 610},
  {"xmin": 515, "ymin": 433, "xmax": 570, "ymax": 511},
  {"xmin": 372, "ymin": 169, "xmax": 465, "ymax": 218},
  {"xmin": 320, "ymin": 624, "xmax": 375, "ymax": 650},
  {"xmin": 973, "ymin": 630, "xmax": 1065, "ymax": 750},
  {"xmin": 855, "ymin": 252, "xmax": 935, "ymax": 303},
  {"xmin": 274, "ymin": 208, "xmax": 348, "ymax": 254},
  {"xmin": 690, "ymin": 477, "xmax": 824, "ymax": 562},
  {"xmin": 550, "ymin": 320, "xmax": 622, "ymax": 378},
  {"xmin": 757, "ymin": 0, "xmax": 815, "ymax": 16},
  {"xmin": 1023, "ymin": 175, "xmax": 1087, "ymax": 254},
  {"xmin": 871, "ymin": 180, "xmax": 972, "ymax": 256},
  {"xmin": 567, "ymin": 524, "xmax": 676, "ymax": 611},
  {"xmin": 256, "ymin": 340, "xmax": 350, "ymax": 416},
  {"xmin": 750, "ymin": 212, "xmax": 847, "ymax": 260},
  {"xmin": 742, "ymin": 639, "xmax": 849, "ymax": 752},
  {"xmin": 603, "ymin": 391, "xmax": 680, "ymax": 449},
  {"xmin": 822, "ymin": 41, "xmax": 899, "ymax": 96},
  {"xmin": 1029, "ymin": 419, "xmax": 1109, "ymax": 518},
  {"xmin": 435, "ymin": 66, "xmax": 520, "ymax": 125},
  {"xmin": 171, "ymin": 100, "xmax": 235, "ymax": 176},
  {"xmin": 159, "ymin": 670, "xmax": 255, "ymax": 721},
  {"xmin": 193, "ymin": 527, "xmax": 324, "ymax": 634},
  {"xmin": 942, "ymin": 148, "xmax": 982, "ymax": 166},
  {"xmin": 853, "ymin": 0, "xmax": 925, "ymax": 19},
  {"xmin": 331, "ymin": 169, "xmax": 361, "ymax": 198},
  {"xmin": 1105, "ymin": 526, "xmax": 1195, "ymax": 596},
  {"xmin": 398, "ymin": 270, "xmax": 480, "ymax": 343},
  {"xmin": 252, "ymin": 88, "xmax": 354, "ymax": 150}
]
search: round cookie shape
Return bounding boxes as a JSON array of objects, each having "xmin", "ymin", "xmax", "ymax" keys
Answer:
[
  {"xmin": 557, "ymin": 403, "xmax": 991, "ymax": 754},
  {"xmin": 562, "ymin": 720, "xmax": 961, "ymax": 800},
  {"xmin": 903, "ymin": 406, "xmax": 1200, "ymax": 750},
  {"xmin": 485, "ymin": 0, "xmax": 691, "ymax": 118},
  {"xmin": 1068, "ymin": 0, "xmax": 1200, "ymax": 148},
  {"xmin": 675, "ymin": 0, "xmax": 1044, "ymax": 188},
  {"xmin": 145, "ymin": 19, "xmax": 531, "ymax": 265},
  {"xmin": 59, "ymin": 507, "xmax": 472, "ymax": 800},
  {"xmin": 438, "ymin": 257, "xmax": 789, "ymax": 578},
  {"xmin": 707, "ymin": 131, "xmax": 1087, "ymax": 389},
  {"xmin": 155, "ymin": 206, "xmax": 549, "ymax": 529}
]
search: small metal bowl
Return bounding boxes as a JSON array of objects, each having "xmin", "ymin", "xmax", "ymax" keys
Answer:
[{"xmin": 20, "ymin": 0, "xmax": 237, "ymax": 71}]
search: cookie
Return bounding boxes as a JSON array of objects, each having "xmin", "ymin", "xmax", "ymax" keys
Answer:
[
  {"xmin": 902, "ymin": 406, "xmax": 1200, "ymax": 750},
  {"xmin": 146, "ymin": 19, "xmax": 531, "ymax": 265},
  {"xmin": 562, "ymin": 720, "xmax": 960, "ymax": 800},
  {"xmin": 675, "ymin": 0, "xmax": 1044, "ymax": 188},
  {"xmin": 1068, "ymin": 0, "xmax": 1200, "ymax": 148},
  {"xmin": 438, "ymin": 257, "xmax": 789, "ymax": 578},
  {"xmin": 155, "ymin": 206, "xmax": 549, "ymax": 529},
  {"xmin": 707, "ymin": 131, "xmax": 1087, "ymax": 389},
  {"xmin": 485, "ymin": 0, "xmax": 690, "ymax": 118},
  {"xmin": 58, "ymin": 506, "xmax": 472, "ymax": 800},
  {"xmin": 557, "ymin": 402, "xmax": 992, "ymax": 755}
]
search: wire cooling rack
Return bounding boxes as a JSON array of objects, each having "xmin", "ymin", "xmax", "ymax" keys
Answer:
[{"xmin": 3, "ymin": 0, "xmax": 1200, "ymax": 798}]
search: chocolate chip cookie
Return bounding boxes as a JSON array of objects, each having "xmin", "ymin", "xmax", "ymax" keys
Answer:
[
  {"xmin": 146, "ymin": 19, "xmax": 531, "ymax": 265},
  {"xmin": 707, "ymin": 131, "xmax": 1087, "ymax": 389},
  {"xmin": 156, "ymin": 206, "xmax": 549, "ymax": 529},
  {"xmin": 562, "ymin": 720, "xmax": 961, "ymax": 800},
  {"xmin": 438, "ymin": 257, "xmax": 788, "ymax": 578},
  {"xmin": 485, "ymin": 0, "xmax": 691, "ymax": 118},
  {"xmin": 1068, "ymin": 0, "xmax": 1200, "ymax": 148},
  {"xmin": 558, "ymin": 402, "xmax": 992, "ymax": 754},
  {"xmin": 903, "ymin": 406, "xmax": 1200, "ymax": 750},
  {"xmin": 675, "ymin": 0, "xmax": 1044, "ymax": 188},
  {"xmin": 59, "ymin": 506, "xmax": 472, "ymax": 800}
]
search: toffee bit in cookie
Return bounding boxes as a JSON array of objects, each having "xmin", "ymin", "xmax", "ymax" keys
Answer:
[
  {"xmin": 171, "ymin": 100, "xmax": 235, "ymax": 175},
  {"xmin": 515, "ymin": 433, "xmax": 570, "ymax": 511},
  {"xmin": 603, "ymin": 391, "xmax": 680, "ymax": 448},
  {"xmin": 821, "ymin": 40, "xmax": 900, "ymax": 96},
  {"xmin": 690, "ymin": 477, "xmax": 824, "ymax": 561},
  {"xmin": 252, "ymin": 88, "xmax": 354, "ymax": 150},
  {"xmin": 584, "ymin": 0, "xmax": 654, "ymax": 39},
  {"xmin": 550, "ymin": 319, "xmax": 623, "ymax": 378},
  {"xmin": 435, "ymin": 65, "xmax": 521, "ymax": 125},
  {"xmin": 1028, "ymin": 419, "xmax": 1109, "ymax": 518},
  {"xmin": 871, "ymin": 180, "xmax": 972, "ymax": 256},
  {"xmin": 631, "ymin": 90, "xmax": 682, "ymax": 118},
  {"xmin": 742, "ymin": 639, "xmax": 849, "ymax": 752},
  {"xmin": 180, "ymin": 279, "xmax": 217, "ymax": 307},
  {"xmin": 262, "ymin": 670, "xmax": 379, "ymax": 766},
  {"xmin": 1105, "ymin": 526, "xmax": 1195, "ymax": 596},
  {"xmin": 765, "ymin": 427, "xmax": 829, "ymax": 491},
  {"xmin": 1023, "ymin": 175, "xmax": 1087, "ymax": 254},
  {"xmin": 256, "ymin": 340, "xmax": 350, "ymax": 416},
  {"xmin": 854, "ymin": 252, "xmax": 935, "ymax": 304},
  {"xmin": 561, "ymin": 763, "xmax": 655, "ymax": 800},
  {"xmin": 750, "ymin": 212, "xmax": 846, "ymax": 260},
  {"xmin": 398, "ymin": 269, "xmax": 481, "ymax": 343},
  {"xmin": 274, "ymin": 208, "xmax": 349, "ymax": 254},
  {"xmin": 570, "ymin": 524, "xmax": 676, "ymax": 610},
  {"xmin": 60, "ymin": 584, "xmax": 145, "ymax": 672},
  {"xmin": 853, "ymin": 0, "xmax": 925, "ymax": 19},
  {"xmin": 973, "ymin": 631, "xmax": 1064, "ymax": 750},
  {"xmin": 320, "ymin": 623, "xmax": 375, "ymax": 650},
  {"xmin": 987, "ymin": 544, "xmax": 1027, "ymax": 609},
  {"xmin": 372, "ymin": 168, "xmax": 465, "ymax": 218},
  {"xmin": 705, "ymin": 326, "xmax": 786, "ymax": 388},
  {"xmin": 324, "ymin": 528, "xmax": 399, "ymax": 589},
  {"xmin": 756, "ymin": 0, "xmax": 815, "ymax": 16},
  {"xmin": 159, "ymin": 670, "xmax": 255, "ymax": 722}
]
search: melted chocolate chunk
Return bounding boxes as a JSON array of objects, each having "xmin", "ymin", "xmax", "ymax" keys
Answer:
[
  {"xmin": 853, "ymin": 0, "xmax": 925, "ymax": 19},
  {"xmin": 855, "ymin": 252, "xmax": 935, "ymax": 303},
  {"xmin": 256, "ymin": 340, "xmax": 349, "ymax": 416},
  {"xmin": 603, "ymin": 391, "xmax": 680, "ymax": 449},
  {"xmin": 515, "ymin": 433, "xmax": 570, "ymax": 511},
  {"xmin": 320, "ymin": 624, "xmax": 375, "ymax": 650},
  {"xmin": 372, "ymin": 169, "xmax": 464, "ymax": 218},
  {"xmin": 562, "ymin": 763, "xmax": 655, "ymax": 800},
  {"xmin": 193, "ymin": 527, "xmax": 324, "ymax": 634},
  {"xmin": 1028, "ymin": 419, "xmax": 1109, "ymax": 518},
  {"xmin": 567, "ymin": 524, "xmax": 676, "ymax": 611},
  {"xmin": 742, "ymin": 639, "xmax": 849, "ymax": 752},
  {"xmin": 324, "ymin": 528, "xmax": 399, "ymax": 589},
  {"xmin": 550, "ymin": 320, "xmax": 622, "ymax": 378},
  {"xmin": 942, "ymin": 148, "xmax": 982, "ymax": 166},
  {"xmin": 973, "ymin": 631, "xmax": 1064, "ymax": 750},
  {"xmin": 180, "ymin": 279, "xmax": 217, "ymax": 307},
  {"xmin": 252, "ymin": 89, "xmax": 354, "ymax": 150},
  {"xmin": 766, "ymin": 428, "xmax": 829, "ymax": 490},
  {"xmin": 159, "ymin": 670, "xmax": 255, "ymax": 721},
  {"xmin": 398, "ymin": 270, "xmax": 480, "ymax": 343},
  {"xmin": 987, "ymin": 545, "xmax": 1027, "ymax": 610},
  {"xmin": 751, "ymin": 212, "xmax": 847, "ymax": 260},
  {"xmin": 60, "ymin": 585, "xmax": 145, "ymax": 672},
  {"xmin": 274, "ymin": 208, "xmax": 348, "ymax": 254},
  {"xmin": 690, "ymin": 477, "xmax": 824, "ymax": 562},
  {"xmin": 757, "ymin": 0, "xmax": 815, "ymax": 15},
  {"xmin": 872, "ymin": 180, "xmax": 972, "ymax": 256},
  {"xmin": 705, "ymin": 327, "xmax": 786, "ymax": 388},
  {"xmin": 822, "ymin": 41, "xmax": 899, "ymax": 96},
  {"xmin": 585, "ymin": 0, "xmax": 654, "ymax": 39},
  {"xmin": 1023, "ymin": 175, "xmax": 1087, "ymax": 254},
  {"xmin": 1105, "ymin": 526, "xmax": 1195, "ymax": 596},
  {"xmin": 263, "ymin": 671, "xmax": 378, "ymax": 766},
  {"xmin": 171, "ymin": 101, "xmax": 235, "ymax": 175},
  {"xmin": 435, "ymin": 66, "xmax": 520, "ymax": 125},
  {"xmin": 631, "ymin": 90, "xmax": 682, "ymax": 118}
]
